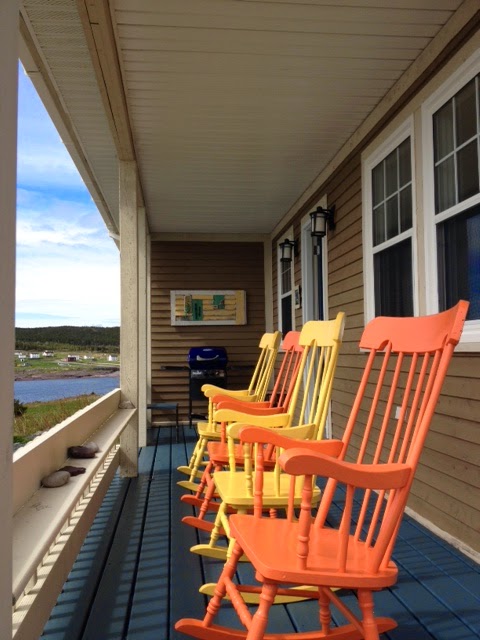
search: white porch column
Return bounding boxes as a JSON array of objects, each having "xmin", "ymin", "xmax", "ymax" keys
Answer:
[
  {"xmin": 119, "ymin": 160, "xmax": 139, "ymax": 476},
  {"xmin": 0, "ymin": 0, "xmax": 17, "ymax": 635},
  {"xmin": 138, "ymin": 205, "xmax": 147, "ymax": 447}
]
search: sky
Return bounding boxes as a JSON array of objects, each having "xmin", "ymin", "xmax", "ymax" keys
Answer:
[{"xmin": 16, "ymin": 65, "xmax": 120, "ymax": 328}]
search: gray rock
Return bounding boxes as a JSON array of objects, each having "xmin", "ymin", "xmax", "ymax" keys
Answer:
[
  {"xmin": 67, "ymin": 441, "xmax": 100, "ymax": 458},
  {"xmin": 41, "ymin": 470, "xmax": 70, "ymax": 488}
]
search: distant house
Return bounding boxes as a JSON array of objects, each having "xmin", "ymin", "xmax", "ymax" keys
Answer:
[
  {"xmin": 17, "ymin": 354, "xmax": 26, "ymax": 361},
  {"xmin": 42, "ymin": 350, "xmax": 54, "ymax": 357},
  {"xmin": 108, "ymin": 355, "xmax": 118, "ymax": 362},
  {"xmin": 67, "ymin": 355, "xmax": 80, "ymax": 362},
  {"xmin": 29, "ymin": 353, "xmax": 40, "ymax": 360}
]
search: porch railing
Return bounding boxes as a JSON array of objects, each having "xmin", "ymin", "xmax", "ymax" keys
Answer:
[{"xmin": 12, "ymin": 389, "xmax": 136, "ymax": 640}]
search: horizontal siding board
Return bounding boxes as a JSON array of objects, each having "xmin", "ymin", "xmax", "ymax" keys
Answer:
[{"xmin": 150, "ymin": 241, "xmax": 265, "ymax": 420}]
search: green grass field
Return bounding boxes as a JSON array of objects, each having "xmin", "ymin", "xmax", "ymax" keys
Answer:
[{"xmin": 14, "ymin": 394, "xmax": 100, "ymax": 443}]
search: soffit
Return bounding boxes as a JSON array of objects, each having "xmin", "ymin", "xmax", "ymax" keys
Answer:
[{"xmin": 20, "ymin": 0, "xmax": 466, "ymax": 236}]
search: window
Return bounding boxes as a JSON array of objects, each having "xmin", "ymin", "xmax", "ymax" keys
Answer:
[
  {"xmin": 363, "ymin": 120, "xmax": 416, "ymax": 320},
  {"xmin": 432, "ymin": 75, "xmax": 480, "ymax": 321},
  {"xmin": 424, "ymin": 51, "xmax": 480, "ymax": 344}
]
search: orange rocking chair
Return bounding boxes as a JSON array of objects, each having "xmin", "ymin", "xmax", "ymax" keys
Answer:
[{"xmin": 176, "ymin": 301, "xmax": 469, "ymax": 640}]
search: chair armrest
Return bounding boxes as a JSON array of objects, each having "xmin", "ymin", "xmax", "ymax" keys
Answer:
[
  {"xmin": 202, "ymin": 385, "xmax": 257, "ymax": 400},
  {"xmin": 228, "ymin": 422, "xmax": 316, "ymax": 442},
  {"xmin": 213, "ymin": 397, "xmax": 270, "ymax": 410},
  {"xmin": 279, "ymin": 448, "xmax": 412, "ymax": 490},
  {"xmin": 237, "ymin": 425, "xmax": 343, "ymax": 455},
  {"xmin": 215, "ymin": 409, "xmax": 291, "ymax": 428}
]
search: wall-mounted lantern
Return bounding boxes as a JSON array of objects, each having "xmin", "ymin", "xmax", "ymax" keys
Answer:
[
  {"xmin": 310, "ymin": 205, "xmax": 336, "ymax": 239},
  {"xmin": 279, "ymin": 238, "xmax": 298, "ymax": 263}
]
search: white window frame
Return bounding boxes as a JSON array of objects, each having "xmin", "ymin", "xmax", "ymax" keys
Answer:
[
  {"xmin": 422, "ymin": 49, "xmax": 480, "ymax": 349},
  {"xmin": 277, "ymin": 227, "xmax": 296, "ymax": 333},
  {"xmin": 362, "ymin": 117, "xmax": 418, "ymax": 323}
]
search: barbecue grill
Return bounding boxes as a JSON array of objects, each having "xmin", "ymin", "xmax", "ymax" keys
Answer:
[{"xmin": 187, "ymin": 346, "xmax": 228, "ymax": 426}]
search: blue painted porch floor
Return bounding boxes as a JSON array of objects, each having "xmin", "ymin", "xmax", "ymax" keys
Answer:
[{"xmin": 42, "ymin": 426, "xmax": 480, "ymax": 640}]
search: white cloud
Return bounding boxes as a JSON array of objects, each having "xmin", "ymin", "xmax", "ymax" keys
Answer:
[{"xmin": 16, "ymin": 65, "xmax": 120, "ymax": 327}]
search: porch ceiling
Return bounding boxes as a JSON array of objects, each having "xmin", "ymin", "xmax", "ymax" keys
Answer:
[{"xmin": 19, "ymin": 0, "xmax": 466, "ymax": 237}]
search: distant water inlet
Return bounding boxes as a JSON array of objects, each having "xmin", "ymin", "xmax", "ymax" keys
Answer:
[{"xmin": 14, "ymin": 376, "xmax": 120, "ymax": 404}]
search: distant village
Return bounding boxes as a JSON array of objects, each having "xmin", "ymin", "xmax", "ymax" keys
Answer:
[{"xmin": 14, "ymin": 351, "xmax": 119, "ymax": 365}]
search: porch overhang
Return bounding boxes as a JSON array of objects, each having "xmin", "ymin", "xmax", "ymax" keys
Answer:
[{"xmin": 18, "ymin": 0, "xmax": 478, "ymax": 240}]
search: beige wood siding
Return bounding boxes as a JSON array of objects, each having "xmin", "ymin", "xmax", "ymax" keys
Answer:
[
  {"xmin": 272, "ymin": 148, "xmax": 480, "ymax": 553},
  {"xmin": 150, "ymin": 241, "xmax": 265, "ymax": 422}
]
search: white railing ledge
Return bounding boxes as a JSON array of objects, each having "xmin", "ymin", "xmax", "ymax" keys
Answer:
[
  {"xmin": 12, "ymin": 404, "xmax": 135, "ymax": 605},
  {"xmin": 13, "ymin": 389, "xmax": 121, "ymax": 512}
]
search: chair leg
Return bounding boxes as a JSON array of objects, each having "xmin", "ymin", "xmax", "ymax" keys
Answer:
[
  {"xmin": 357, "ymin": 589, "xmax": 381, "ymax": 640},
  {"xmin": 189, "ymin": 436, "xmax": 208, "ymax": 482},
  {"xmin": 190, "ymin": 502, "xmax": 230, "ymax": 559},
  {"xmin": 246, "ymin": 582, "xmax": 278, "ymax": 640},
  {"xmin": 203, "ymin": 541, "xmax": 243, "ymax": 626}
]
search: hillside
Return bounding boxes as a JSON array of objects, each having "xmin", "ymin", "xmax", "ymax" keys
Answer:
[{"xmin": 16, "ymin": 326, "xmax": 120, "ymax": 352}]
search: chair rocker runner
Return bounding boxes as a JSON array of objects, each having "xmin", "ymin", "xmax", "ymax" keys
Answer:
[
  {"xmin": 185, "ymin": 315, "xmax": 345, "ymax": 559},
  {"xmin": 177, "ymin": 331, "xmax": 281, "ymax": 481},
  {"xmin": 176, "ymin": 301, "xmax": 469, "ymax": 640},
  {"xmin": 180, "ymin": 330, "xmax": 304, "ymax": 506}
]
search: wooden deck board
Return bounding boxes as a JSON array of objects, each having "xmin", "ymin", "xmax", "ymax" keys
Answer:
[{"xmin": 42, "ymin": 426, "xmax": 480, "ymax": 640}]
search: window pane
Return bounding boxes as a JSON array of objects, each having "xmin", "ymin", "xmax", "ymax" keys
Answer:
[
  {"xmin": 435, "ymin": 156, "xmax": 456, "ymax": 213},
  {"xmin": 385, "ymin": 149, "xmax": 398, "ymax": 197},
  {"xmin": 437, "ymin": 204, "xmax": 480, "ymax": 320},
  {"xmin": 455, "ymin": 79, "xmax": 477, "ymax": 146},
  {"xmin": 374, "ymin": 239, "xmax": 413, "ymax": 316},
  {"xmin": 457, "ymin": 140, "xmax": 479, "ymax": 203},
  {"xmin": 386, "ymin": 196, "xmax": 399, "ymax": 240},
  {"xmin": 398, "ymin": 138, "xmax": 411, "ymax": 186},
  {"xmin": 400, "ymin": 185, "xmax": 412, "ymax": 232},
  {"xmin": 281, "ymin": 295, "xmax": 293, "ymax": 336},
  {"xmin": 373, "ymin": 204, "xmax": 385, "ymax": 246},
  {"xmin": 372, "ymin": 164, "xmax": 384, "ymax": 207},
  {"xmin": 433, "ymin": 101, "xmax": 454, "ymax": 161},
  {"xmin": 281, "ymin": 261, "xmax": 291, "ymax": 295}
]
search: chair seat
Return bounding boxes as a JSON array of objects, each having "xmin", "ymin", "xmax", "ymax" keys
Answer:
[
  {"xmin": 229, "ymin": 515, "xmax": 398, "ymax": 590},
  {"xmin": 197, "ymin": 421, "xmax": 222, "ymax": 439},
  {"xmin": 214, "ymin": 470, "xmax": 320, "ymax": 508}
]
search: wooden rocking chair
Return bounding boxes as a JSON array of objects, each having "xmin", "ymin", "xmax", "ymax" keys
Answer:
[
  {"xmin": 177, "ymin": 331, "xmax": 281, "ymax": 480},
  {"xmin": 179, "ymin": 330, "xmax": 304, "ymax": 499},
  {"xmin": 176, "ymin": 300, "xmax": 469, "ymax": 640}
]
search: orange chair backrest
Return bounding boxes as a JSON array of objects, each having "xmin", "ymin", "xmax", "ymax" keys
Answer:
[{"xmin": 312, "ymin": 301, "xmax": 469, "ymax": 572}]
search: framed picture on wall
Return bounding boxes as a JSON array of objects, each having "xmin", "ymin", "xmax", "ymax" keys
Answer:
[{"xmin": 170, "ymin": 290, "xmax": 247, "ymax": 326}]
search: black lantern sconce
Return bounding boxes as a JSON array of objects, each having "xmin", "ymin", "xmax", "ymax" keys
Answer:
[
  {"xmin": 310, "ymin": 205, "xmax": 336, "ymax": 239},
  {"xmin": 279, "ymin": 238, "xmax": 298, "ymax": 263},
  {"xmin": 310, "ymin": 205, "xmax": 336, "ymax": 255}
]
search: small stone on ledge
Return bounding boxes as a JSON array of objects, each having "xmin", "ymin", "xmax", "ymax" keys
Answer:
[{"xmin": 41, "ymin": 470, "xmax": 71, "ymax": 488}]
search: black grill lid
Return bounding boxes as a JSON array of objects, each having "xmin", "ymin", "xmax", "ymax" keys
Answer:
[{"xmin": 187, "ymin": 347, "xmax": 228, "ymax": 369}]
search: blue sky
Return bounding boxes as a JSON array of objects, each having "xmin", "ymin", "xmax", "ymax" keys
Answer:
[{"xmin": 16, "ymin": 65, "xmax": 120, "ymax": 328}]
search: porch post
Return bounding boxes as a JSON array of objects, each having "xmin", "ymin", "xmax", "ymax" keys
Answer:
[
  {"xmin": 146, "ymin": 234, "xmax": 152, "ymax": 414},
  {"xmin": 138, "ymin": 205, "xmax": 147, "ymax": 447},
  {"xmin": 119, "ymin": 160, "xmax": 139, "ymax": 476},
  {"xmin": 0, "ymin": 0, "xmax": 17, "ymax": 634}
]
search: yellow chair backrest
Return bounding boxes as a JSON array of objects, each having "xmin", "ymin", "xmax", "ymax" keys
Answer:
[{"xmin": 246, "ymin": 331, "xmax": 282, "ymax": 400}]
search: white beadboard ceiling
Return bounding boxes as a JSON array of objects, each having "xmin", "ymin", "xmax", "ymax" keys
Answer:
[{"xmin": 19, "ymin": 0, "xmax": 466, "ymax": 236}]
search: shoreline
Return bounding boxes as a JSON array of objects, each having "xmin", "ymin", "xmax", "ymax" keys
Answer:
[{"xmin": 14, "ymin": 369, "xmax": 120, "ymax": 382}]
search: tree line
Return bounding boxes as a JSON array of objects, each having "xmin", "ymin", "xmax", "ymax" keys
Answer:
[{"xmin": 15, "ymin": 326, "xmax": 120, "ymax": 353}]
